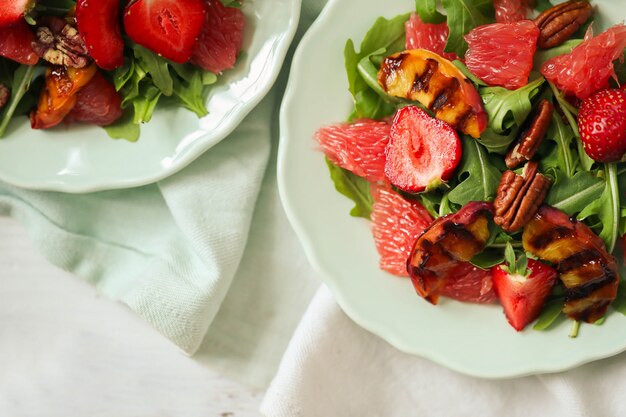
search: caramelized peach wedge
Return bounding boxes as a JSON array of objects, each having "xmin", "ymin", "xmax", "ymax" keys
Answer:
[{"xmin": 377, "ymin": 49, "xmax": 487, "ymax": 139}]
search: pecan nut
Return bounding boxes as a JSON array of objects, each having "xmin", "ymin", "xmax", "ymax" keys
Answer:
[
  {"xmin": 505, "ymin": 99, "xmax": 554, "ymax": 169},
  {"xmin": 32, "ymin": 17, "xmax": 91, "ymax": 68},
  {"xmin": 494, "ymin": 161, "xmax": 551, "ymax": 233},
  {"xmin": 0, "ymin": 84, "xmax": 9, "ymax": 111},
  {"xmin": 534, "ymin": 0, "xmax": 593, "ymax": 49}
]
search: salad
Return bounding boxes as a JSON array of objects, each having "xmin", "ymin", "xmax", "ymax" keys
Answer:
[
  {"xmin": 0, "ymin": 0, "xmax": 244, "ymax": 141},
  {"xmin": 315, "ymin": 0, "xmax": 626, "ymax": 335}
]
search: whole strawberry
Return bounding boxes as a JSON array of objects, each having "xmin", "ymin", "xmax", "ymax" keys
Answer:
[{"xmin": 578, "ymin": 88, "xmax": 626, "ymax": 162}]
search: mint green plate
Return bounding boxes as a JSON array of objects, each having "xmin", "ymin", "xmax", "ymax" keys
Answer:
[
  {"xmin": 279, "ymin": 0, "xmax": 626, "ymax": 378},
  {"xmin": 0, "ymin": 0, "xmax": 300, "ymax": 193}
]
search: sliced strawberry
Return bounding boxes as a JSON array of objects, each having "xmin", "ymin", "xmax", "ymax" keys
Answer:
[
  {"xmin": 0, "ymin": 0, "xmax": 34, "ymax": 28},
  {"xmin": 123, "ymin": 0, "xmax": 207, "ymax": 64},
  {"xmin": 404, "ymin": 13, "xmax": 458, "ymax": 61},
  {"xmin": 67, "ymin": 71, "xmax": 123, "ymax": 126},
  {"xmin": 315, "ymin": 118, "xmax": 390, "ymax": 182},
  {"xmin": 385, "ymin": 106, "xmax": 461, "ymax": 193},
  {"xmin": 577, "ymin": 88, "xmax": 626, "ymax": 162},
  {"xmin": 0, "ymin": 19, "xmax": 38, "ymax": 65},
  {"xmin": 76, "ymin": 0, "xmax": 124, "ymax": 70},
  {"xmin": 492, "ymin": 259, "xmax": 558, "ymax": 331},
  {"xmin": 370, "ymin": 184, "xmax": 433, "ymax": 276},
  {"xmin": 191, "ymin": 0, "xmax": 245, "ymax": 73}
]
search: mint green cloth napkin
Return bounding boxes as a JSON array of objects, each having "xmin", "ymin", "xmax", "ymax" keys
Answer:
[{"xmin": 0, "ymin": 93, "xmax": 272, "ymax": 354}]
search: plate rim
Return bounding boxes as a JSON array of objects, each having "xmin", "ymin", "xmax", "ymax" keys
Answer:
[
  {"xmin": 277, "ymin": 0, "xmax": 626, "ymax": 378},
  {"xmin": 2, "ymin": 0, "xmax": 302, "ymax": 193}
]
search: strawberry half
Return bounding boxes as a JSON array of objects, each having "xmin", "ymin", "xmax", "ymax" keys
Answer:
[
  {"xmin": 385, "ymin": 105, "xmax": 461, "ymax": 193},
  {"xmin": 123, "ymin": 0, "xmax": 207, "ymax": 64},
  {"xmin": 578, "ymin": 88, "xmax": 626, "ymax": 162},
  {"xmin": 0, "ymin": 19, "xmax": 38, "ymax": 65},
  {"xmin": 492, "ymin": 252, "xmax": 558, "ymax": 331},
  {"xmin": 0, "ymin": 0, "xmax": 34, "ymax": 28},
  {"xmin": 76, "ymin": 0, "xmax": 124, "ymax": 70}
]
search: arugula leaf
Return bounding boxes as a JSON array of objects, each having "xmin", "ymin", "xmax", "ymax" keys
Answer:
[
  {"xmin": 578, "ymin": 163, "xmax": 621, "ymax": 252},
  {"xmin": 533, "ymin": 39, "xmax": 582, "ymax": 69},
  {"xmin": 541, "ymin": 112, "xmax": 577, "ymax": 178},
  {"xmin": 534, "ymin": 0, "xmax": 554, "ymax": 12},
  {"xmin": 415, "ymin": 0, "xmax": 446, "ymax": 23},
  {"xmin": 475, "ymin": 126, "xmax": 518, "ymax": 154},
  {"xmin": 447, "ymin": 136, "xmax": 501, "ymax": 205},
  {"xmin": 441, "ymin": 0, "xmax": 489, "ymax": 57},
  {"xmin": 533, "ymin": 298, "xmax": 564, "ymax": 330},
  {"xmin": 545, "ymin": 170, "xmax": 603, "ymax": 215},
  {"xmin": 326, "ymin": 158, "xmax": 374, "ymax": 219},
  {"xmin": 0, "ymin": 65, "xmax": 37, "ymax": 138},
  {"xmin": 172, "ymin": 71, "xmax": 209, "ymax": 118},
  {"xmin": 453, "ymin": 60, "xmax": 487, "ymax": 87},
  {"xmin": 345, "ymin": 14, "xmax": 409, "ymax": 120},
  {"xmin": 612, "ymin": 283, "xmax": 626, "ymax": 316},
  {"xmin": 104, "ymin": 109, "xmax": 141, "ymax": 142},
  {"xmin": 132, "ymin": 44, "xmax": 174, "ymax": 96},
  {"xmin": 470, "ymin": 247, "xmax": 504, "ymax": 269},
  {"xmin": 480, "ymin": 77, "xmax": 545, "ymax": 134},
  {"xmin": 132, "ymin": 84, "xmax": 162, "ymax": 124}
]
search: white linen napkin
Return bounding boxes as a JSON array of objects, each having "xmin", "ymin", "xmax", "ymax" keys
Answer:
[{"xmin": 261, "ymin": 285, "xmax": 626, "ymax": 417}]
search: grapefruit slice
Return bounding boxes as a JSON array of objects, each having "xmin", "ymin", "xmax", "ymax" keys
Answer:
[
  {"xmin": 315, "ymin": 119, "xmax": 390, "ymax": 182},
  {"xmin": 370, "ymin": 185, "xmax": 433, "ymax": 276},
  {"xmin": 465, "ymin": 20, "xmax": 539, "ymax": 90},
  {"xmin": 405, "ymin": 13, "xmax": 459, "ymax": 61},
  {"xmin": 541, "ymin": 24, "xmax": 626, "ymax": 100}
]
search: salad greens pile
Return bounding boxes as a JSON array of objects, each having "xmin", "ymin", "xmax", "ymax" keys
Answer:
[
  {"xmin": 0, "ymin": 0, "xmax": 235, "ymax": 141},
  {"xmin": 327, "ymin": 0, "xmax": 626, "ymax": 332}
]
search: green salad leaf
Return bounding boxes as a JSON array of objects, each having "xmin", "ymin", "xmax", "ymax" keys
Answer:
[
  {"xmin": 447, "ymin": 136, "xmax": 501, "ymax": 206},
  {"xmin": 0, "ymin": 64, "xmax": 37, "ymax": 138},
  {"xmin": 415, "ymin": 0, "xmax": 446, "ymax": 23},
  {"xmin": 441, "ymin": 0, "xmax": 489, "ymax": 57},
  {"xmin": 545, "ymin": 170, "xmax": 604, "ymax": 215},
  {"xmin": 533, "ymin": 298, "xmax": 564, "ymax": 330},
  {"xmin": 325, "ymin": 158, "xmax": 374, "ymax": 219},
  {"xmin": 541, "ymin": 112, "xmax": 578, "ymax": 178},
  {"xmin": 344, "ymin": 14, "xmax": 409, "ymax": 120},
  {"xmin": 578, "ymin": 163, "xmax": 621, "ymax": 253}
]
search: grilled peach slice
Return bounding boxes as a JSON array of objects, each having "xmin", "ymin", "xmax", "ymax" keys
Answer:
[
  {"xmin": 522, "ymin": 205, "xmax": 619, "ymax": 323},
  {"xmin": 378, "ymin": 49, "xmax": 487, "ymax": 138},
  {"xmin": 408, "ymin": 201, "xmax": 493, "ymax": 304}
]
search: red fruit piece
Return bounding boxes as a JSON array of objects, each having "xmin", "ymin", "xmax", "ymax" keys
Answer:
[
  {"xmin": 191, "ymin": 0, "xmax": 245, "ymax": 73},
  {"xmin": 493, "ymin": 0, "xmax": 530, "ymax": 23},
  {"xmin": 492, "ymin": 259, "xmax": 557, "ymax": 331},
  {"xmin": 385, "ymin": 105, "xmax": 461, "ymax": 193},
  {"xmin": 405, "ymin": 13, "xmax": 458, "ymax": 61},
  {"xmin": 0, "ymin": 20, "xmax": 38, "ymax": 65},
  {"xmin": 542, "ymin": 24, "xmax": 626, "ymax": 100},
  {"xmin": 123, "ymin": 0, "xmax": 207, "ymax": 64},
  {"xmin": 578, "ymin": 88, "xmax": 626, "ymax": 162},
  {"xmin": 408, "ymin": 201, "xmax": 493, "ymax": 304},
  {"xmin": 315, "ymin": 118, "xmax": 390, "ymax": 182},
  {"xmin": 441, "ymin": 262, "xmax": 497, "ymax": 304},
  {"xmin": 0, "ymin": 0, "xmax": 34, "ymax": 28},
  {"xmin": 465, "ymin": 20, "xmax": 539, "ymax": 90},
  {"xmin": 370, "ymin": 185, "xmax": 433, "ymax": 276},
  {"xmin": 76, "ymin": 0, "xmax": 124, "ymax": 70},
  {"xmin": 67, "ymin": 72, "xmax": 123, "ymax": 126}
]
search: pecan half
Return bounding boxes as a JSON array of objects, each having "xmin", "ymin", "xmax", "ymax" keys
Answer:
[
  {"xmin": 0, "ymin": 84, "xmax": 9, "ymax": 111},
  {"xmin": 534, "ymin": 1, "xmax": 593, "ymax": 49},
  {"xmin": 494, "ymin": 162, "xmax": 551, "ymax": 233},
  {"xmin": 32, "ymin": 17, "xmax": 91, "ymax": 68},
  {"xmin": 505, "ymin": 99, "xmax": 554, "ymax": 169}
]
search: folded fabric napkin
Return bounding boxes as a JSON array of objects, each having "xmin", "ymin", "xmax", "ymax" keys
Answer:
[
  {"xmin": 0, "ymin": 94, "xmax": 272, "ymax": 355},
  {"xmin": 261, "ymin": 285, "xmax": 626, "ymax": 417}
]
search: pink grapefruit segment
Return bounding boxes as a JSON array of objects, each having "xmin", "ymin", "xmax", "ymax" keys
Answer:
[
  {"xmin": 315, "ymin": 119, "xmax": 390, "ymax": 182},
  {"xmin": 541, "ymin": 24, "xmax": 626, "ymax": 100},
  {"xmin": 370, "ymin": 185, "xmax": 433, "ymax": 276},
  {"xmin": 465, "ymin": 20, "xmax": 539, "ymax": 90},
  {"xmin": 405, "ymin": 13, "xmax": 459, "ymax": 61}
]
